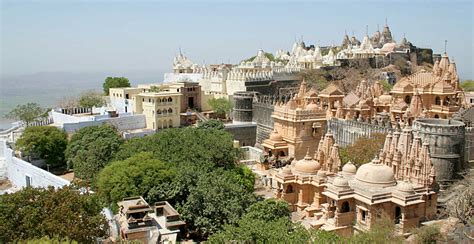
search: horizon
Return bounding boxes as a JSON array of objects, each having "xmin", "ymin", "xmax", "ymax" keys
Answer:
[{"xmin": 1, "ymin": 0, "xmax": 473, "ymax": 81}]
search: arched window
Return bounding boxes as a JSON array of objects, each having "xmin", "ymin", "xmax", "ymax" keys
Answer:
[
  {"xmin": 168, "ymin": 108, "xmax": 173, "ymax": 113},
  {"xmin": 169, "ymin": 119, "xmax": 173, "ymax": 127},
  {"xmin": 434, "ymin": 114, "xmax": 439, "ymax": 119},
  {"xmin": 341, "ymin": 201, "xmax": 350, "ymax": 213},
  {"xmin": 168, "ymin": 97, "xmax": 172, "ymax": 102},
  {"xmin": 404, "ymin": 95, "xmax": 411, "ymax": 104},
  {"xmin": 435, "ymin": 96, "xmax": 441, "ymax": 105},
  {"xmin": 163, "ymin": 109, "xmax": 167, "ymax": 115},
  {"xmin": 286, "ymin": 185, "xmax": 293, "ymax": 193},
  {"xmin": 157, "ymin": 109, "xmax": 161, "ymax": 114}
]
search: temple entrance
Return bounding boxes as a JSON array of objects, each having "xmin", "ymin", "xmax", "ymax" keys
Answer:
[
  {"xmin": 188, "ymin": 97, "xmax": 195, "ymax": 109},
  {"xmin": 394, "ymin": 206, "xmax": 402, "ymax": 224}
]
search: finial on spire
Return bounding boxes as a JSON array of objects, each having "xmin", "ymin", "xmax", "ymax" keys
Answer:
[
  {"xmin": 345, "ymin": 29, "xmax": 347, "ymax": 35},
  {"xmin": 366, "ymin": 25, "xmax": 369, "ymax": 36},
  {"xmin": 444, "ymin": 40, "xmax": 448, "ymax": 53},
  {"xmin": 377, "ymin": 24, "xmax": 380, "ymax": 31},
  {"xmin": 403, "ymin": 33, "xmax": 406, "ymax": 38},
  {"xmin": 385, "ymin": 17, "xmax": 388, "ymax": 27}
]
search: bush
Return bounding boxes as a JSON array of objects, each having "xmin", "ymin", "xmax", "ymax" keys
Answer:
[
  {"xmin": 340, "ymin": 133, "xmax": 386, "ymax": 167},
  {"xmin": 413, "ymin": 225, "xmax": 443, "ymax": 244}
]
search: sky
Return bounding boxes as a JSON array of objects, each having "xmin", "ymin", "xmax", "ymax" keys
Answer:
[{"xmin": 1, "ymin": 0, "xmax": 473, "ymax": 80}]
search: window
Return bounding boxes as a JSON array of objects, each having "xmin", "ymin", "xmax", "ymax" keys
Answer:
[
  {"xmin": 360, "ymin": 209, "xmax": 367, "ymax": 223},
  {"xmin": 125, "ymin": 94, "xmax": 129, "ymax": 99},
  {"xmin": 25, "ymin": 175, "xmax": 32, "ymax": 187},
  {"xmin": 168, "ymin": 97, "xmax": 172, "ymax": 102},
  {"xmin": 157, "ymin": 109, "xmax": 161, "ymax": 114},
  {"xmin": 168, "ymin": 108, "xmax": 173, "ymax": 113},
  {"xmin": 286, "ymin": 185, "xmax": 294, "ymax": 193},
  {"xmin": 435, "ymin": 96, "xmax": 441, "ymax": 105}
]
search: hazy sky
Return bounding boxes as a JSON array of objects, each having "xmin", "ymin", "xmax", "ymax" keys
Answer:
[{"xmin": 1, "ymin": 0, "xmax": 473, "ymax": 79}]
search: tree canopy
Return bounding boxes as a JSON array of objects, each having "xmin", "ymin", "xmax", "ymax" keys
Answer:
[
  {"xmin": 5, "ymin": 103, "xmax": 48, "ymax": 126},
  {"xmin": 78, "ymin": 91, "xmax": 105, "ymax": 110},
  {"xmin": 0, "ymin": 186, "xmax": 107, "ymax": 243},
  {"xmin": 65, "ymin": 124, "xmax": 123, "ymax": 181},
  {"xmin": 340, "ymin": 133, "xmax": 386, "ymax": 167},
  {"xmin": 460, "ymin": 80, "xmax": 474, "ymax": 91},
  {"xmin": 197, "ymin": 119, "xmax": 225, "ymax": 130},
  {"xmin": 98, "ymin": 126, "xmax": 254, "ymax": 240},
  {"xmin": 208, "ymin": 97, "xmax": 232, "ymax": 118},
  {"xmin": 208, "ymin": 199, "xmax": 340, "ymax": 243},
  {"xmin": 16, "ymin": 126, "xmax": 68, "ymax": 167},
  {"xmin": 96, "ymin": 152, "xmax": 176, "ymax": 210},
  {"xmin": 102, "ymin": 77, "xmax": 131, "ymax": 95},
  {"xmin": 178, "ymin": 168, "xmax": 256, "ymax": 237}
]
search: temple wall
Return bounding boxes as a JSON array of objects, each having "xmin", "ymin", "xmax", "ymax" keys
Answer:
[
  {"xmin": 327, "ymin": 118, "xmax": 393, "ymax": 147},
  {"xmin": 412, "ymin": 119, "xmax": 466, "ymax": 186},
  {"xmin": 252, "ymin": 100, "xmax": 275, "ymax": 147},
  {"xmin": 233, "ymin": 92, "xmax": 255, "ymax": 122},
  {"xmin": 224, "ymin": 123, "xmax": 257, "ymax": 147}
]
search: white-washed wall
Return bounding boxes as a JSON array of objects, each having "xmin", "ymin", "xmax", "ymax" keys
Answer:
[
  {"xmin": 3, "ymin": 141, "xmax": 70, "ymax": 189},
  {"xmin": 60, "ymin": 114, "xmax": 146, "ymax": 133}
]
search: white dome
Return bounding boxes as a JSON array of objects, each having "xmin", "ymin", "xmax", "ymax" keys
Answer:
[
  {"xmin": 342, "ymin": 162, "xmax": 357, "ymax": 174},
  {"xmin": 333, "ymin": 175, "xmax": 349, "ymax": 187},
  {"xmin": 355, "ymin": 157, "xmax": 396, "ymax": 187},
  {"xmin": 396, "ymin": 181, "xmax": 415, "ymax": 194},
  {"xmin": 294, "ymin": 151, "xmax": 320, "ymax": 175}
]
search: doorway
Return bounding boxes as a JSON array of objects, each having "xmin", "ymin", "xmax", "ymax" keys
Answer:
[{"xmin": 188, "ymin": 97, "xmax": 195, "ymax": 109}]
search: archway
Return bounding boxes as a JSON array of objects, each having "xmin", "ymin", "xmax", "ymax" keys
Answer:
[{"xmin": 341, "ymin": 201, "xmax": 350, "ymax": 213}]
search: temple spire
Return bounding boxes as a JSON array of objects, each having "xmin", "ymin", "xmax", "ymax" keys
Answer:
[{"xmin": 444, "ymin": 40, "xmax": 448, "ymax": 54}]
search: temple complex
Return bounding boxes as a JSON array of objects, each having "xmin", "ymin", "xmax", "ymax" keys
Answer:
[{"xmin": 270, "ymin": 127, "xmax": 438, "ymax": 236}]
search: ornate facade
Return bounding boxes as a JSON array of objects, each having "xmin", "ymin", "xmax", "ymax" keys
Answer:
[
  {"xmin": 272, "ymin": 127, "xmax": 437, "ymax": 236},
  {"xmin": 262, "ymin": 80, "xmax": 327, "ymax": 160}
]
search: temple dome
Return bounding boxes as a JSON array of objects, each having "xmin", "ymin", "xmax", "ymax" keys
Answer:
[
  {"xmin": 294, "ymin": 150, "xmax": 320, "ymax": 174},
  {"xmin": 355, "ymin": 157, "xmax": 396, "ymax": 187},
  {"xmin": 282, "ymin": 166, "xmax": 292, "ymax": 175},
  {"xmin": 270, "ymin": 130, "xmax": 283, "ymax": 142},
  {"xmin": 333, "ymin": 175, "xmax": 349, "ymax": 187},
  {"xmin": 342, "ymin": 162, "xmax": 357, "ymax": 174},
  {"xmin": 396, "ymin": 181, "xmax": 415, "ymax": 194}
]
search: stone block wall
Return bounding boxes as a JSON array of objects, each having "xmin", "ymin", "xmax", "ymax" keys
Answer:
[
  {"xmin": 224, "ymin": 123, "xmax": 257, "ymax": 147},
  {"xmin": 327, "ymin": 118, "xmax": 393, "ymax": 147}
]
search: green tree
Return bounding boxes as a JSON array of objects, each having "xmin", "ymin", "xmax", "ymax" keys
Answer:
[
  {"xmin": 114, "ymin": 127, "xmax": 238, "ymax": 168},
  {"xmin": 149, "ymin": 85, "xmax": 163, "ymax": 93},
  {"xmin": 102, "ymin": 76, "xmax": 131, "ymax": 95},
  {"xmin": 379, "ymin": 79, "xmax": 393, "ymax": 91},
  {"xmin": 339, "ymin": 133, "xmax": 386, "ymax": 167},
  {"xmin": 460, "ymin": 80, "xmax": 474, "ymax": 91},
  {"xmin": 16, "ymin": 126, "xmax": 68, "ymax": 167},
  {"xmin": 179, "ymin": 168, "xmax": 256, "ymax": 238},
  {"xmin": 243, "ymin": 199, "xmax": 290, "ymax": 222},
  {"xmin": 65, "ymin": 124, "xmax": 123, "ymax": 181},
  {"xmin": 197, "ymin": 119, "xmax": 225, "ymax": 130},
  {"xmin": 78, "ymin": 91, "xmax": 105, "ymax": 111},
  {"xmin": 345, "ymin": 214, "xmax": 403, "ymax": 243},
  {"xmin": 209, "ymin": 199, "xmax": 340, "ymax": 243},
  {"xmin": 5, "ymin": 103, "xmax": 48, "ymax": 126},
  {"xmin": 96, "ymin": 152, "xmax": 176, "ymax": 210},
  {"xmin": 0, "ymin": 186, "xmax": 107, "ymax": 243},
  {"xmin": 208, "ymin": 97, "xmax": 232, "ymax": 118}
]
